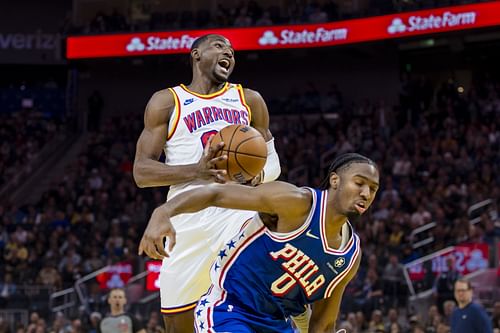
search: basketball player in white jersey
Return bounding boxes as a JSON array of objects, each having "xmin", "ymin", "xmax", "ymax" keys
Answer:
[{"xmin": 133, "ymin": 34, "xmax": 281, "ymax": 332}]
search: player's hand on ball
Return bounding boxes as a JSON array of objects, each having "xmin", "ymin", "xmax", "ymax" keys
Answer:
[
  {"xmin": 249, "ymin": 170, "xmax": 264, "ymax": 186},
  {"xmin": 197, "ymin": 135, "xmax": 227, "ymax": 183},
  {"xmin": 138, "ymin": 207, "xmax": 176, "ymax": 260}
]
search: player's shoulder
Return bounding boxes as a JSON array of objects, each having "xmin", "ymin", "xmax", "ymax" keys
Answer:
[
  {"xmin": 147, "ymin": 88, "xmax": 176, "ymax": 110},
  {"xmin": 144, "ymin": 88, "xmax": 176, "ymax": 125}
]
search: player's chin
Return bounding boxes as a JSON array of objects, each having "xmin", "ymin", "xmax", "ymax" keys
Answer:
[
  {"xmin": 346, "ymin": 209, "xmax": 361, "ymax": 221},
  {"xmin": 213, "ymin": 70, "xmax": 230, "ymax": 82}
]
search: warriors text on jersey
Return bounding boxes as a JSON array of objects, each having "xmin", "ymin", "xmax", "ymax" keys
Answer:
[
  {"xmin": 165, "ymin": 83, "xmax": 251, "ymax": 198},
  {"xmin": 194, "ymin": 188, "xmax": 362, "ymax": 333}
]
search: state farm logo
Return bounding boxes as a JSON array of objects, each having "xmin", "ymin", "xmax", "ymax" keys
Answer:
[
  {"xmin": 126, "ymin": 37, "xmax": 145, "ymax": 52},
  {"xmin": 258, "ymin": 27, "xmax": 347, "ymax": 46},
  {"xmin": 125, "ymin": 34, "xmax": 196, "ymax": 53},
  {"xmin": 387, "ymin": 10, "xmax": 476, "ymax": 35},
  {"xmin": 387, "ymin": 18, "xmax": 407, "ymax": 34},
  {"xmin": 259, "ymin": 31, "xmax": 279, "ymax": 45}
]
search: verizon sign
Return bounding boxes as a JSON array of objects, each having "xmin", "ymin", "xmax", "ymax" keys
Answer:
[
  {"xmin": 67, "ymin": 2, "xmax": 500, "ymax": 59},
  {"xmin": 0, "ymin": 30, "xmax": 62, "ymax": 64}
]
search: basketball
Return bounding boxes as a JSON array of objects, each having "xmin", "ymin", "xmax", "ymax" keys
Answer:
[{"xmin": 210, "ymin": 124, "xmax": 267, "ymax": 183}]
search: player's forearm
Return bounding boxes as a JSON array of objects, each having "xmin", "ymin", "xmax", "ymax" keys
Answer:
[
  {"xmin": 161, "ymin": 186, "xmax": 219, "ymax": 217},
  {"xmin": 133, "ymin": 159, "xmax": 198, "ymax": 187}
]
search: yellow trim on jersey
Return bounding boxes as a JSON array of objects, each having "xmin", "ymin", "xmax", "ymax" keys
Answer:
[
  {"xmin": 236, "ymin": 84, "xmax": 252, "ymax": 124},
  {"xmin": 167, "ymin": 88, "xmax": 181, "ymax": 140},
  {"xmin": 179, "ymin": 82, "xmax": 229, "ymax": 99},
  {"xmin": 160, "ymin": 302, "xmax": 197, "ymax": 314}
]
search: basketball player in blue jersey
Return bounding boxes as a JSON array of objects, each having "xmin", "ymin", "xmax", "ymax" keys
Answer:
[
  {"xmin": 133, "ymin": 34, "xmax": 281, "ymax": 332},
  {"xmin": 139, "ymin": 153, "xmax": 380, "ymax": 332}
]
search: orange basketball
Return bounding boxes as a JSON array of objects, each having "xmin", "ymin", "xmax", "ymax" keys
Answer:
[{"xmin": 210, "ymin": 124, "xmax": 267, "ymax": 183}]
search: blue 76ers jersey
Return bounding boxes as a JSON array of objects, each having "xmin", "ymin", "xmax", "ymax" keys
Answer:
[{"xmin": 195, "ymin": 188, "xmax": 361, "ymax": 332}]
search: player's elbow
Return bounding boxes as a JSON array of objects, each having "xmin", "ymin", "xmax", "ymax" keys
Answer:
[{"xmin": 132, "ymin": 162, "xmax": 147, "ymax": 188}]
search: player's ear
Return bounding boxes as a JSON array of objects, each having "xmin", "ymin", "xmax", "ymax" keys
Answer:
[
  {"xmin": 191, "ymin": 48, "xmax": 201, "ymax": 63},
  {"xmin": 329, "ymin": 172, "xmax": 339, "ymax": 190}
]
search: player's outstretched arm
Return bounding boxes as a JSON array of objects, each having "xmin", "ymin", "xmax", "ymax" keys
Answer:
[
  {"xmin": 133, "ymin": 90, "xmax": 227, "ymax": 188},
  {"xmin": 138, "ymin": 181, "xmax": 311, "ymax": 259},
  {"xmin": 244, "ymin": 88, "xmax": 281, "ymax": 182},
  {"xmin": 309, "ymin": 254, "xmax": 361, "ymax": 333}
]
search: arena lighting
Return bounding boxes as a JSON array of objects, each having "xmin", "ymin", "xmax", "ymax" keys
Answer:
[{"xmin": 67, "ymin": 1, "xmax": 500, "ymax": 59}]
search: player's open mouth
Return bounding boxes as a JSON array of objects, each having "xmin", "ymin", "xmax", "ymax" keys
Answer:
[
  {"xmin": 218, "ymin": 59, "xmax": 231, "ymax": 73},
  {"xmin": 354, "ymin": 202, "xmax": 366, "ymax": 214}
]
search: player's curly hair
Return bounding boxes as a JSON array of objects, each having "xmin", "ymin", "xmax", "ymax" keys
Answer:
[{"xmin": 319, "ymin": 153, "xmax": 377, "ymax": 190}]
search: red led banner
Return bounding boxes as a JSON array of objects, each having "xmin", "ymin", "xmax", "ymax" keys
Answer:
[{"xmin": 67, "ymin": 2, "xmax": 500, "ymax": 59}]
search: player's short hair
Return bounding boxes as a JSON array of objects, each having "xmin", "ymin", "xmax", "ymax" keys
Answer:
[
  {"xmin": 189, "ymin": 34, "xmax": 223, "ymax": 67},
  {"xmin": 319, "ymin": 153, "xmax": 377, "ymax": 189},
  {"xmin": 190, "ymin": 34, "xmax": 217, "ymax": 53}
]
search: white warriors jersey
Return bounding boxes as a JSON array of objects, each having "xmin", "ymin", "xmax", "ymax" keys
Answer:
[{"xmin": 165, "ymin": 83, "xmax": 252, "ymax": 199}]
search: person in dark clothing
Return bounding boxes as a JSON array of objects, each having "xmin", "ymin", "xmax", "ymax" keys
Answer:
[
  {"xmin": 450, "ymin": 279, "xmax": 492, "ymax": 333},
  {"xmin": 435, "ymin": 257, "xmax": 460, "ymax": 313}
]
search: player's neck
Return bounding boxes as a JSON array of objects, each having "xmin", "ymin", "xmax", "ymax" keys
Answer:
[
  {"xmin": 458, "ymin": 300, "xmax": 471, "ymax": 309},
  {"xmin": 323, "ymin": 191, "xmax": 349, "ymax": 249},
  {"xmin": 324, "ymin": 212, "xmax": 347, "ymax": 249},
  {"xmin": 111, "ymin": 308, "xmax": 124, "ymax": 316},
  {"xmin": 187, "ymin": 77, "xmax": 227, "ymax": 95}
]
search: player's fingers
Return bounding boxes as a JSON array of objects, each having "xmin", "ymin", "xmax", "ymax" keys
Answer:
[
  {"xmin": 143, "ymin": 237, "xmax": 161, "ymax": 259},
  {"xmin": 208, "ymin": 155, "xmax": 226, "ymax": 168},
  {"xmin": 212, "ymin": 170, "xmax": 227, "ymax": 183},
  {"xmin": 167, "ymin": 230, "xmax": 176, "ymax": 252},
  {"xmin": 203, "ymin": 135, "xmax": 215, "ymax": 157},
  {"xmin": 207, "ymin": 141, "xmax": 224, "ymax": 158},
  {"xmin": 155, "ymin": 240, "xmax": 168, "ymax": 259},
  {"xmin": 215, "ymin": 141, "xmax": 225, "ymax": 150},
  {"xmin": 214, "ymin": 176, "xmax": 226, "ymax": 184}
]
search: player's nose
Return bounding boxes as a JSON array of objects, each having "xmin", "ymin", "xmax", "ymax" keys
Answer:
[
  {"xmin": 360, "ymin": 185, "xmax": 370, "ymax": 200},
  {"xmin": 222, "ymin": 48, "xmax": 233, "ymax": 58}
]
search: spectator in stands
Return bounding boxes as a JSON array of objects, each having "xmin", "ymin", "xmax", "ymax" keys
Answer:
[
  {"xmin": 145, "ymin": 311, "xmax": 165, "ymax": 333},
  {"xmin": 435, "ymin": 257, "xmax": 460, "ymax": 313},
  {"xmin": 443, "ymin": 300, "xmax": 456, "ymax": 324},
  {"xmin": 89, "ymin": 312, "xmax": 102, "ymax": 333},
  {"xmin": 36, "ymin": 260, "xmax": 62, "ymax": 290},
  {"xmin": 382, "ymin": 253, "xmax": 406, "ymax": 307},
  {"xmin": 0, "ymin": 272, "xmax": 16, "ymax": 307},
  {"xmin": 255, "ymin": 10, "xmax": 273, "ymax": 26},
  {"xmin": 385, "ymin": 308, "xmax": 407, "ymax": 332},
  {"xmin": 354, "ymin": 268, "xmax": 384, "ymax": 315},
  {"xmin": 368, "ymin": 309, "xmax": 385, "ymax": 332},
  {"xmin": 450, "ymin": 279, "xmax": 492, "ymax": 333},
  {"xmin": 97, "ymin": 288, "xmax": 145, "ymax": 333}
]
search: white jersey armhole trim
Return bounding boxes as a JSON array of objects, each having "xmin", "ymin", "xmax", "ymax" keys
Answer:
[{"xmin": 166, "ymin": 87, "xmax": 181, "ymax": 140}]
